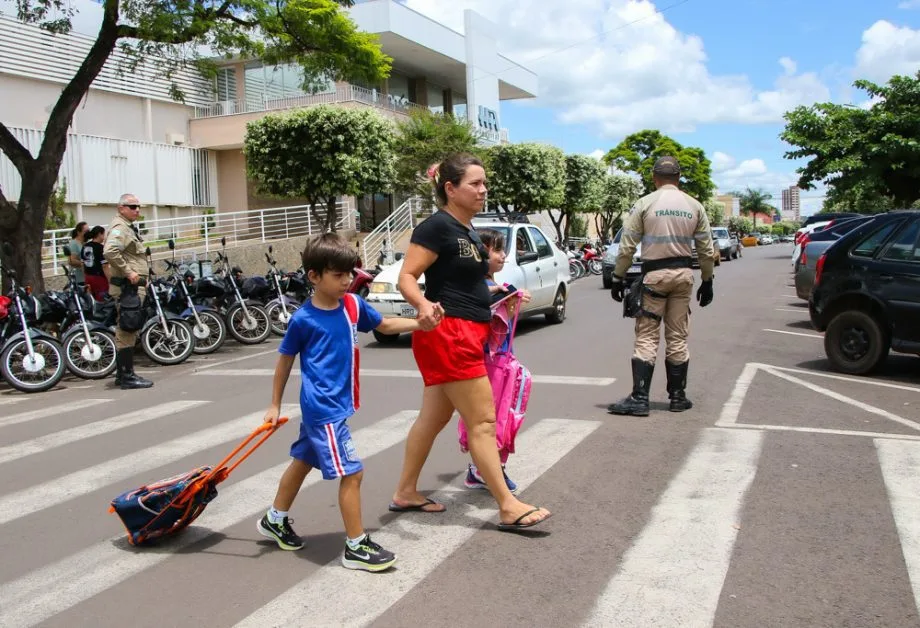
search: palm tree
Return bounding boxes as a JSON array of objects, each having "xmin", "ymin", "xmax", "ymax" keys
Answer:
[{"xmin": 734, "ymin": 187, "xmax": 774, "ymax": 231}]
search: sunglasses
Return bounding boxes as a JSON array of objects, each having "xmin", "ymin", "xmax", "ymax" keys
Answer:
[{"xmin": 123, "ymin": 204, "xmax": 141, "ymax": 210}]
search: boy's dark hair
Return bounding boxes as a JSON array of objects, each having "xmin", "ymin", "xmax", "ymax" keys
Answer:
[
  {"xmin": 301, "ymin": 232, "xmax": 360, "ymax": 277},
  {"xmin": 88, "ymin": 225, "xmax": 105, "ymax": 240},
  {"xmin": 477, "ymin": 228, "xmax": 506, "ymax": 252},
  {"xmin": 434, "ymin": 153, "xmax": 484, "ymax": 206}
]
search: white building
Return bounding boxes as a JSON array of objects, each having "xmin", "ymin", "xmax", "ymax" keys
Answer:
[{"xmin": 0, "ymin": 0, "xmax": 537, "ymax": 228}]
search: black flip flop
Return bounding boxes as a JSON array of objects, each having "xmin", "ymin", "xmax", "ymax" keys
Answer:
[
  {"xmin": 388, "ymin": 498, "xmax": 446, "ymax": 513},
  {"xmin": 497, "ymin": 508, "xmax": 551, "ymax": 532}
]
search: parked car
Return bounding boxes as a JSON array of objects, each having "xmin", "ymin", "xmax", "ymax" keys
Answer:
[
  {"xmin": 801, "ymin": 212, "xmax": 860, "ymax": 229},
  {"xmin": 366, "ymin": 219, "xmax": 570, "ymax": 343},
  {"xmin": 741, "ymin": 234, "xmax": 759, "ymax": 247},
  {"xmin": 794, "ymin": 217, "xmax": 875, "ymax": 299},
  {"xmin": 809, "ymin": 210, "xmax": 920, "ymax": 374},
  {"xmin": 760, "ymin": 234, "xmax": 775, "ymax": 245},
  {"xmin": 712, "ymin": 227, "xmax": 739, "ymax": 261},
  {"xmin": 601, "ymin": 227, "xmax": 703, "ymax": 289}
]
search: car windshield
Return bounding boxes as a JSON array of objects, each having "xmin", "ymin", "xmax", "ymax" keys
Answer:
[
  {"xmin": 474, "ymin": 225, "xmax": 512, "ymax": 253},
  {"xmin": 712, "ymin": 228, "xmax": 729, "ymax": 238}
]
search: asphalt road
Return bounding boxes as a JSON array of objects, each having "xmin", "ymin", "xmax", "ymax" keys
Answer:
[{"xmin": 2, "ymin": 243, "xmax": 920, "ymax": 628}]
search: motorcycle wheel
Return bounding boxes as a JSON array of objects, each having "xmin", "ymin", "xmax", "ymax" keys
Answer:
[
  {"xmin": 63, "ymin": 329, "xmax": 117, "ymax": 379},
  {"xmin": 569, "ymin": 261, "xmax": 580, "ymax": 281},
  {"xmin": 589, "ymin": 260, "xmax": 603, "ymax": 275},
  {"xmin": 189, "ymin": 310, "xmax": 226, "ymax": 355},
  {"xmin": 266, "ymin": 301, "xmax": 300, "ymax": 337},
  {"xmin": 141, "ymin": 319, "xmax": 194, "ymax": 365},
  {"xmin": 227, "ymin": 303, "xmax": 271, "ymax": 344},
  {"xmin": 1, "ymin": 337, "xmax": 66, "ymax": 393}
]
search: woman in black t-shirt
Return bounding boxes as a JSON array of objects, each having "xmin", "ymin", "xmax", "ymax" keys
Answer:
[
  {"xmin": 388, "ymin": 153, "xmax": 551, "ymax": 531},
  {"xmin": 81, "ymin": 225, "xmax": 109, "ymax": 301}
]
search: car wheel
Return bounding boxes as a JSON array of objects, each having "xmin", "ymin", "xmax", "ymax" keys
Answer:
[
  {"xmin": 824, "ymin": 310, "xmax": 889, "ymax": 375},
  {"xmin": 602, "ymin": 275, "xmax": 613, "ymax": 289},
  {"xmin": 373, "ymin": 329, "xmax": 400, "ymax": 344},
  {"xmin": 545, "ymin": 287, "xmax": 566, "ymax": 324}
]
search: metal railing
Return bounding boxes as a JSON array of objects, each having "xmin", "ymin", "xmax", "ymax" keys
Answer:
[
  {"xmin": 361, "ymin": 197, "xmax": 431, "ymax": 267},
  {"xmin": 42, "ymin": 200, "xmax": 356, "ymax": 277},
  {"xmin": 193, "ymin": 84, "xmax": 430, "ymax": 119}
]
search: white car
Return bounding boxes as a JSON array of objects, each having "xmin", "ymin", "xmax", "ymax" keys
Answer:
[{"xmin": 366, "ymin": 219, "xmax": 571, "ymax": 343}]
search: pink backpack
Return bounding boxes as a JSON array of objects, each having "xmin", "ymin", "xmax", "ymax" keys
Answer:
[{"xmin": 458, "ymin": 295, "xmax": 532, "ymax": 463}]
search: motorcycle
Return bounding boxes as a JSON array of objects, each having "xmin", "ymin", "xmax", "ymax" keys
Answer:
[
  {"xmin": 55, "ymin": 258, "xmax": 117, "ymax": 379},
  {"xmin": 210, "ymin": 237, "xmax": 271, "ymax": 345},
  {"xmin": 261, "ymin": 245, "xmax": 301, "ymax": 336},
  {"xmin": 138, "ymin": 247, "xmax": 194, "ymax": 365},
  {"xmin": 350, "ymin": 266, "xmax": 375, "ymax": 298},
  {"xmin": 163, "ymin": 239, "xmax": 226, "ymax": 354},
  {"xmin": 0, "ymin": 242, "xmax": 66, "ymax": 392}
]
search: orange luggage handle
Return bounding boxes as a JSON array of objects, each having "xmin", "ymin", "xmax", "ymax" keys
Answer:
[{"xmin": 201, "ymin": 417, "xmax": 289, "ymax": 485}]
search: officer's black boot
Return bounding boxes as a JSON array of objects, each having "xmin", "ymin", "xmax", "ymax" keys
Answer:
[
  {"xmin": 118, "ymin": 348, "xmax": 153, "ymax": 390},
  {"xmin": 608, "ymin": 358, "xmax": 655, "ymax": 416},
  {"xmin": 666, "ymin": 361, "xmax": 693, "ymax": 412},
  {"xmin": 114, "ymin": 350, "xmax": 124, "ymax": 387}
]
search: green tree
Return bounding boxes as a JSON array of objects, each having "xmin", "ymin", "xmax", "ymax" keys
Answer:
[
  {"xmin": 733, "ymin": 187, "xmax": 773, "ymax": 230},
  {"xmin": 392, "ymin": 109, "xmax": 483, "ymax": 206},
  {"xmin": 596, "ymin": 173, "xmax": 643, "ymax": 241},
  {"xmin": 44, "ymin": 180, "xmax": 73, "ymax": 230},
  {"xmin": 704, "ymin": 198, "xmax": 725, "ymax": 227},
  {"xmin": 728, "ymin": 216, "xmax": 753, "ymax": 235},
  {"xmin": 486, "ymin": 143, "xmax": 565, "ymax": 216},
  {"xmin": 603, "ymin": 129, "xmax": 716, "ymax": 202},
  {"xmin": 0, "ymin": 0, "xmax": 391, "ymax": 291},
  {"xmin": 244, "ymin": 106, "xmax": 396, "ymax": 231},
  {"xmin": 781, "ymin": 72, "xmax": 920, "ymax": 209},
  {"xmin": 548, "ymin": 154, "xmax": 605, "ymax": 244}
]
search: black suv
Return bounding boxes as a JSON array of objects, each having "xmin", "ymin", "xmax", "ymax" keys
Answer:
[{"xmin": 810, "ymin": 210, "xmax": 920, "ymax": 374}]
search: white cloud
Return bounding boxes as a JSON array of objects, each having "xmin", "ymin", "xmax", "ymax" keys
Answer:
[
  {"xmin": 899, "ymin": 0, "xmax": 920, "ymax": 9},
  {"xmin": 403, "ymin": 0, "xmax": 831, "ymax": 136},
  {"xmin": 587, "ymin": 149, "xmax": 606, "ymax": 160},
  {"xmin": 854, "ymin": 20, "xmax": 920, "ymax": 84}
]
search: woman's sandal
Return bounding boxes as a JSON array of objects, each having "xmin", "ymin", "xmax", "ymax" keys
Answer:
[{"xmin": 497, "ymin": 508, "xmax": 552, "ymax": 532}]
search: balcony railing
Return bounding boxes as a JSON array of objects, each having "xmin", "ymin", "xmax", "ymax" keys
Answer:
[{"xmin": 193, "ymin": 84, "xmax": 429, "ymax": 119}]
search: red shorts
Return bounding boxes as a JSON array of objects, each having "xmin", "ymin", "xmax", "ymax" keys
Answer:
[
  {"xmin": 412, "ymin": 316, "xmax": 489, "ymax": 386},
  {"xmin": 85, "ymin": 275, "xmax": 109, "ymax": 301}
]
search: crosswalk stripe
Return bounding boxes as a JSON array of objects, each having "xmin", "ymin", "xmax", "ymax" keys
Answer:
[
  {"xmin": 583, "ymin": 427, "xmax": 764, "ymax": 627},
  {"xmin": 0, "ymin": 399, "xmax": 113, "ymax": 429},
  {"xmin": 0, "ymin": 410, "xmax": 418, "ymax": 628},
  {"xmin": 876, "ymin": 439, "xmax": 920, "ymax": 612},
  {"xmin": 235, "ymin": 417, "xmax": 601, "ymax": 628},
  {"xmin": 0, "ymin": 404, "xmax": 299, "ymax": 527},
  {"xmin": 0, "ymin": 397, "xmax": 27, "ymax": 407},
  {"xmin": 196, "ymin": 368, "xmax": 616, "ymax": 386},
  {"xmin": 0, "ymin": 400, "xmax": 209, "ymax": 466}
]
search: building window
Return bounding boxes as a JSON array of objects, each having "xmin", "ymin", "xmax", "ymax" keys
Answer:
[
  {"xmin": 214, "ymin": 68, "xmax": 237, "ymax": 103},
  {"xmin": 243, "ymin": 62, "xmax": 334, "ymax": 110},
  {"xmin": 453, "ymin": 93, "xmax": 467, "ymax": 120},
  {"xmin": 427, "ymin": 83, "xmax": 444, "ymax": 113}
]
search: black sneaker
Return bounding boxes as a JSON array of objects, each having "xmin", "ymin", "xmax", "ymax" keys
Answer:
[
  {"xmin": 257, "ymin": 514, "xmax": 304, "ymax": 550},
  {"xmin": 341, "ymin": 535, "xmax": 397, "ymax": 572}
]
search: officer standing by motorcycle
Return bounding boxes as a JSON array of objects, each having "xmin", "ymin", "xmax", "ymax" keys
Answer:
[
  {"xmin": 609, "ymin": 156, "xmax": 716, "ymax": 416},
  {"xmin": 103, "ymin": 193, "xmax": 154, "ymax": 390}
]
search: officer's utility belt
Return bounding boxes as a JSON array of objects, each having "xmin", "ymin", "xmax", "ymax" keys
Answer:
[
  {"xmin": 622, "ymin": 258, "xmax": 690, "ymax": 322},
  {"xmin": 641, "ymin": 256, "xmax": 692, "ymax": 274}
]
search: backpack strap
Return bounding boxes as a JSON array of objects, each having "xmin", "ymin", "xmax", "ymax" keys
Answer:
[
  {"xmin": 343, "ymin": 293, "xmax": 360, "ymax": 335},
  {"xmin": 505, "ymin": 293, "xmax": 522, "ymax": 353}
]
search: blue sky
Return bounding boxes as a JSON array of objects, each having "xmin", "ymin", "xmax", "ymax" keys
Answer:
[{"xmin": 406, "ymin": 0, "xmax": 920, "ymax": 215}]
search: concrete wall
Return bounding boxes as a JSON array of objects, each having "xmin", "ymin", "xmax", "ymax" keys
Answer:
[{"xmin": 0, "ymin": 74, "xmax": 191, "ymax": 143}]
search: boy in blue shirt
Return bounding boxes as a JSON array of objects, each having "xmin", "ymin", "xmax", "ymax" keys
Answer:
[{"xmin": 258, "ymin": 233, "xmax": 423, "ymax": 572}]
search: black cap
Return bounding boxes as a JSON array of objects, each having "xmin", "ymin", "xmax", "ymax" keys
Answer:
[{"xmin": 652, "ymin": 156, "xmax": 681, "ymax": 176}]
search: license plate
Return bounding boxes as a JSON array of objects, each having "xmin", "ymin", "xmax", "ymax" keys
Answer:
[
  {"xmin": 400, "ymin": 304, "xmax": 417, "ymax": 317},
  {"xmin": 629, "ymin": 264, "xmax": 641, "ymax": 274}
]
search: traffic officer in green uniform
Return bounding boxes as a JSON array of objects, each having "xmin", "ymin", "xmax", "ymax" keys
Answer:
[
  {"xmin": 103, "ymin": 193, "xmax": 153, "ymax": 390},
  {"xmin": 609, "ymin": 156, "xmax": 716, "ymax": 416}
]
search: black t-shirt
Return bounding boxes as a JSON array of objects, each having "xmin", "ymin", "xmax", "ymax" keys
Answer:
[
  {"xmin": 81, "ymin": 242, "xmax": 106, "ymax": 277},
  {"xmin": 409, "ymin": 211, "xmax": 491, "ymax": 322}
]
